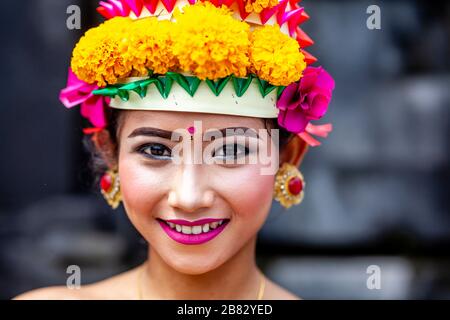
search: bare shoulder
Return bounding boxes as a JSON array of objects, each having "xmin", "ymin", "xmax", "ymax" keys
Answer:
[
  {"xmin": 13, "ymin": 266, "xmax": 142, "ymax": 300},
  {"xmin": 263, "ymin": 277, "xmax": 302, "ymax": 300},
  {"xmin": 13, "ymin": 286, "xmax": 85, "ymax": 300}
]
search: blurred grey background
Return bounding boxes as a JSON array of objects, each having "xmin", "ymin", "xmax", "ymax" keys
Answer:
[{"xmin": 0, "ymin": 0, "xmax": 449, "ymax": 299}]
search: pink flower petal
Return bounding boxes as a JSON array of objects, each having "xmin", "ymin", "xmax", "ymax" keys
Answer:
[{"xmin": 278, "ymin": 107, "xmax": 310, "ymax": 133}]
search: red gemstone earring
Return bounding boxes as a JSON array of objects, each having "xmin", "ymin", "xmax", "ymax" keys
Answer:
[
  {"xmin": 100, "ymin": 169, "xmax": 121, "ymax": 209},
  {"xmin": 274, "ymin": 163, "xmax": 305, "ymax": 209}
]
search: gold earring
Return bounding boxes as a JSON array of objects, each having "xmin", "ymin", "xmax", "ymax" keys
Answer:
[
  {"xmin": 274, "ymin": 163, "xmax": 305, "ymax": 209},
  {"xmin": 100, "ymin": 169, "xmax": 121, "ymax": 209}
]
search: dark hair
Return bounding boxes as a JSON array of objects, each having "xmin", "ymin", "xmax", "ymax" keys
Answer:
[{"xmin": 84, "ymin": 108, "xmax": 295, "ymax": 182}]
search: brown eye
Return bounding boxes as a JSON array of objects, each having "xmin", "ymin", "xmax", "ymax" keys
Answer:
[
  {"xmin": 213, "ymin": 143, "xmax": 249, "ymax": 159},
  {"xmin": 139, "ymin": 143, "xmax": 171, "ymax": 160}
]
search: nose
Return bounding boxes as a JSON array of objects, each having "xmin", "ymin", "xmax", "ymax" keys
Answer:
[{"xmin": 167, "ymin": 164, "xmax": 215, "ymax": 213}]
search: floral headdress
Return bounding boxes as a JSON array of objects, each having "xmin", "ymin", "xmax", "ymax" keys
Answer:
[{"xmin": 60, "ymin": 0, "xmax": 335, "ymax": 146}]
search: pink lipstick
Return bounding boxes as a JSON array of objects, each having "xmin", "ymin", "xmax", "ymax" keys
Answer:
[{"xmin": 157, "ymin": 218, "xmax": 230, "ymax": 245}]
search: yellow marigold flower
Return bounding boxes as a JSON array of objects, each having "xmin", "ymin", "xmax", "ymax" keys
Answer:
[
  {"xmin": 71, "ymin": 17, "xmax": 134, "ymax": 86},
  {"xmin": 172, "ymin": 2, "xmax": 251, "ymax": 80},
  {"xmin": 249, "ymin": 24, "xmax": 306, "ymax": 86},
  {"xmin": 244, "ymin": 0, "xmax": 279, "ymax": 13},
  {"xmin": 124, "ymin": 18, "xmax": 177, "ymax": 77}
]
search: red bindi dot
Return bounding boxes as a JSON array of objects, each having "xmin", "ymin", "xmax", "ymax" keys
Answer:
[
  {"xmin": 187, "ymin": 126, "xmax": 195, "ymax": 134},
  {"xmin": 288, "ymin": 177, "xmax": 303, "ymax": 196}
]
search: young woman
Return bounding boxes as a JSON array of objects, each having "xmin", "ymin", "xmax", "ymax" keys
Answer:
[{"xmin": 14, "ymin": 0, "xmax": 334, "ymax": 300}]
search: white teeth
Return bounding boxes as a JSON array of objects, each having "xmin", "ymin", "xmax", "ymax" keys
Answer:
[
  {"xmin": 167, "ymin": 220, "xmax": 227, "ymax": 235},
  {"xmin": 192, "ymin": 226, "xmax": 202, "ymax": 234},
  {"xmin": 210, "ymin": 222, "xmax": 219, "ymax": 229},
  {"xmin": 181, "ymin": 226, "xmax": 192, "ymax": 234}
]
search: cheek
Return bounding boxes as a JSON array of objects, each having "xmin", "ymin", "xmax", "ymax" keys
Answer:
[
  {"xmin": 216, "ymin": 143, "xmax": 278, "ymax": 222},
  {"xmin": 217, "ymin": 166, "xmax": 275, "ymax": 224},
  {"xmin": 118, "ymin": 156, "xmax": 166, "ymax": 219}
]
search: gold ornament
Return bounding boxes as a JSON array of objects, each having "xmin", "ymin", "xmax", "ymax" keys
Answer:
[
  {"xmin": 274, "ymin": 163, "xmax": 305, "ymax": 209},
  {"xmin": 100, "ymin": 169, "xmax": 122, "ymax": 209}
]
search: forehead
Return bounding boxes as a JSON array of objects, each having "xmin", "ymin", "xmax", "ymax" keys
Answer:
[{"xmin": 120, "ymin": 110, "xmax": 267, "ymax": 134}]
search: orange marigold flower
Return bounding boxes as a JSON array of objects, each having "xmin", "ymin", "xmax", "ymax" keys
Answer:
[
  {"xmin": 249, "ymin": 24, "xmax": 306, "ymax": 86},
  {"xmin": 71, "ymin": 17, "xmax": 134, "ymax": 86},
  {"xmin": 124, "ymin": 18, "xmax": 178, "ymax": 76},
  {"xmin": 244, "ymin": 0, "xmax": 279, "ymax": 13},
  {"xmin": 172, "ymin": 2, "xmax": 251, "ymax": 80}
]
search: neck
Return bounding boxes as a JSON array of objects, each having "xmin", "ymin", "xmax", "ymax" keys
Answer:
[{"xmin": 140, "ymin": 236, "xmax": 262, "ymax": 299}]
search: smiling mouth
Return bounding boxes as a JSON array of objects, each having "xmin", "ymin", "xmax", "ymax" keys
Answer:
[{"xmin": 157, "ymin": 218, "xmax": 230, "ymax": 245}]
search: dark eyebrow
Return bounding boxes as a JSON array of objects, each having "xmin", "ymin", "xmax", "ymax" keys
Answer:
[
  {"xmin": 127, "ymin": 126, "xmax": 259, "ymax": 140},
  {"xmin": 205, "ymin": 127, "xmax": 259, "ymax": 139},
  {"xmin": 128, "ymin": 127, "xmax": 173, "ymax": 139}
]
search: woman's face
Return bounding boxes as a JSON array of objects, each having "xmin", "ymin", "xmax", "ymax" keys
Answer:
[{"xmin": 117, "ymin": 110, "xmax": 279, "ymax": 275}]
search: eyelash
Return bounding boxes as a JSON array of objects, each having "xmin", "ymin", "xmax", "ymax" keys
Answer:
[
  {"xmin": 212, "ymin": 143, "xmax": 250, "ymax": 159},
  {"xmin": 137, "ymin": 143, "xmax": 172, "ymax": 160},
  {"xmin": 136, "ymin": 142, "xmax": 251, "ymax": 161}
]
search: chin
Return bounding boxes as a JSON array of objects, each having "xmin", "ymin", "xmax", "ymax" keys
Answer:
[{"xmin": 160, "ymin": 249, "xmax": 229, "ymax": 275}]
